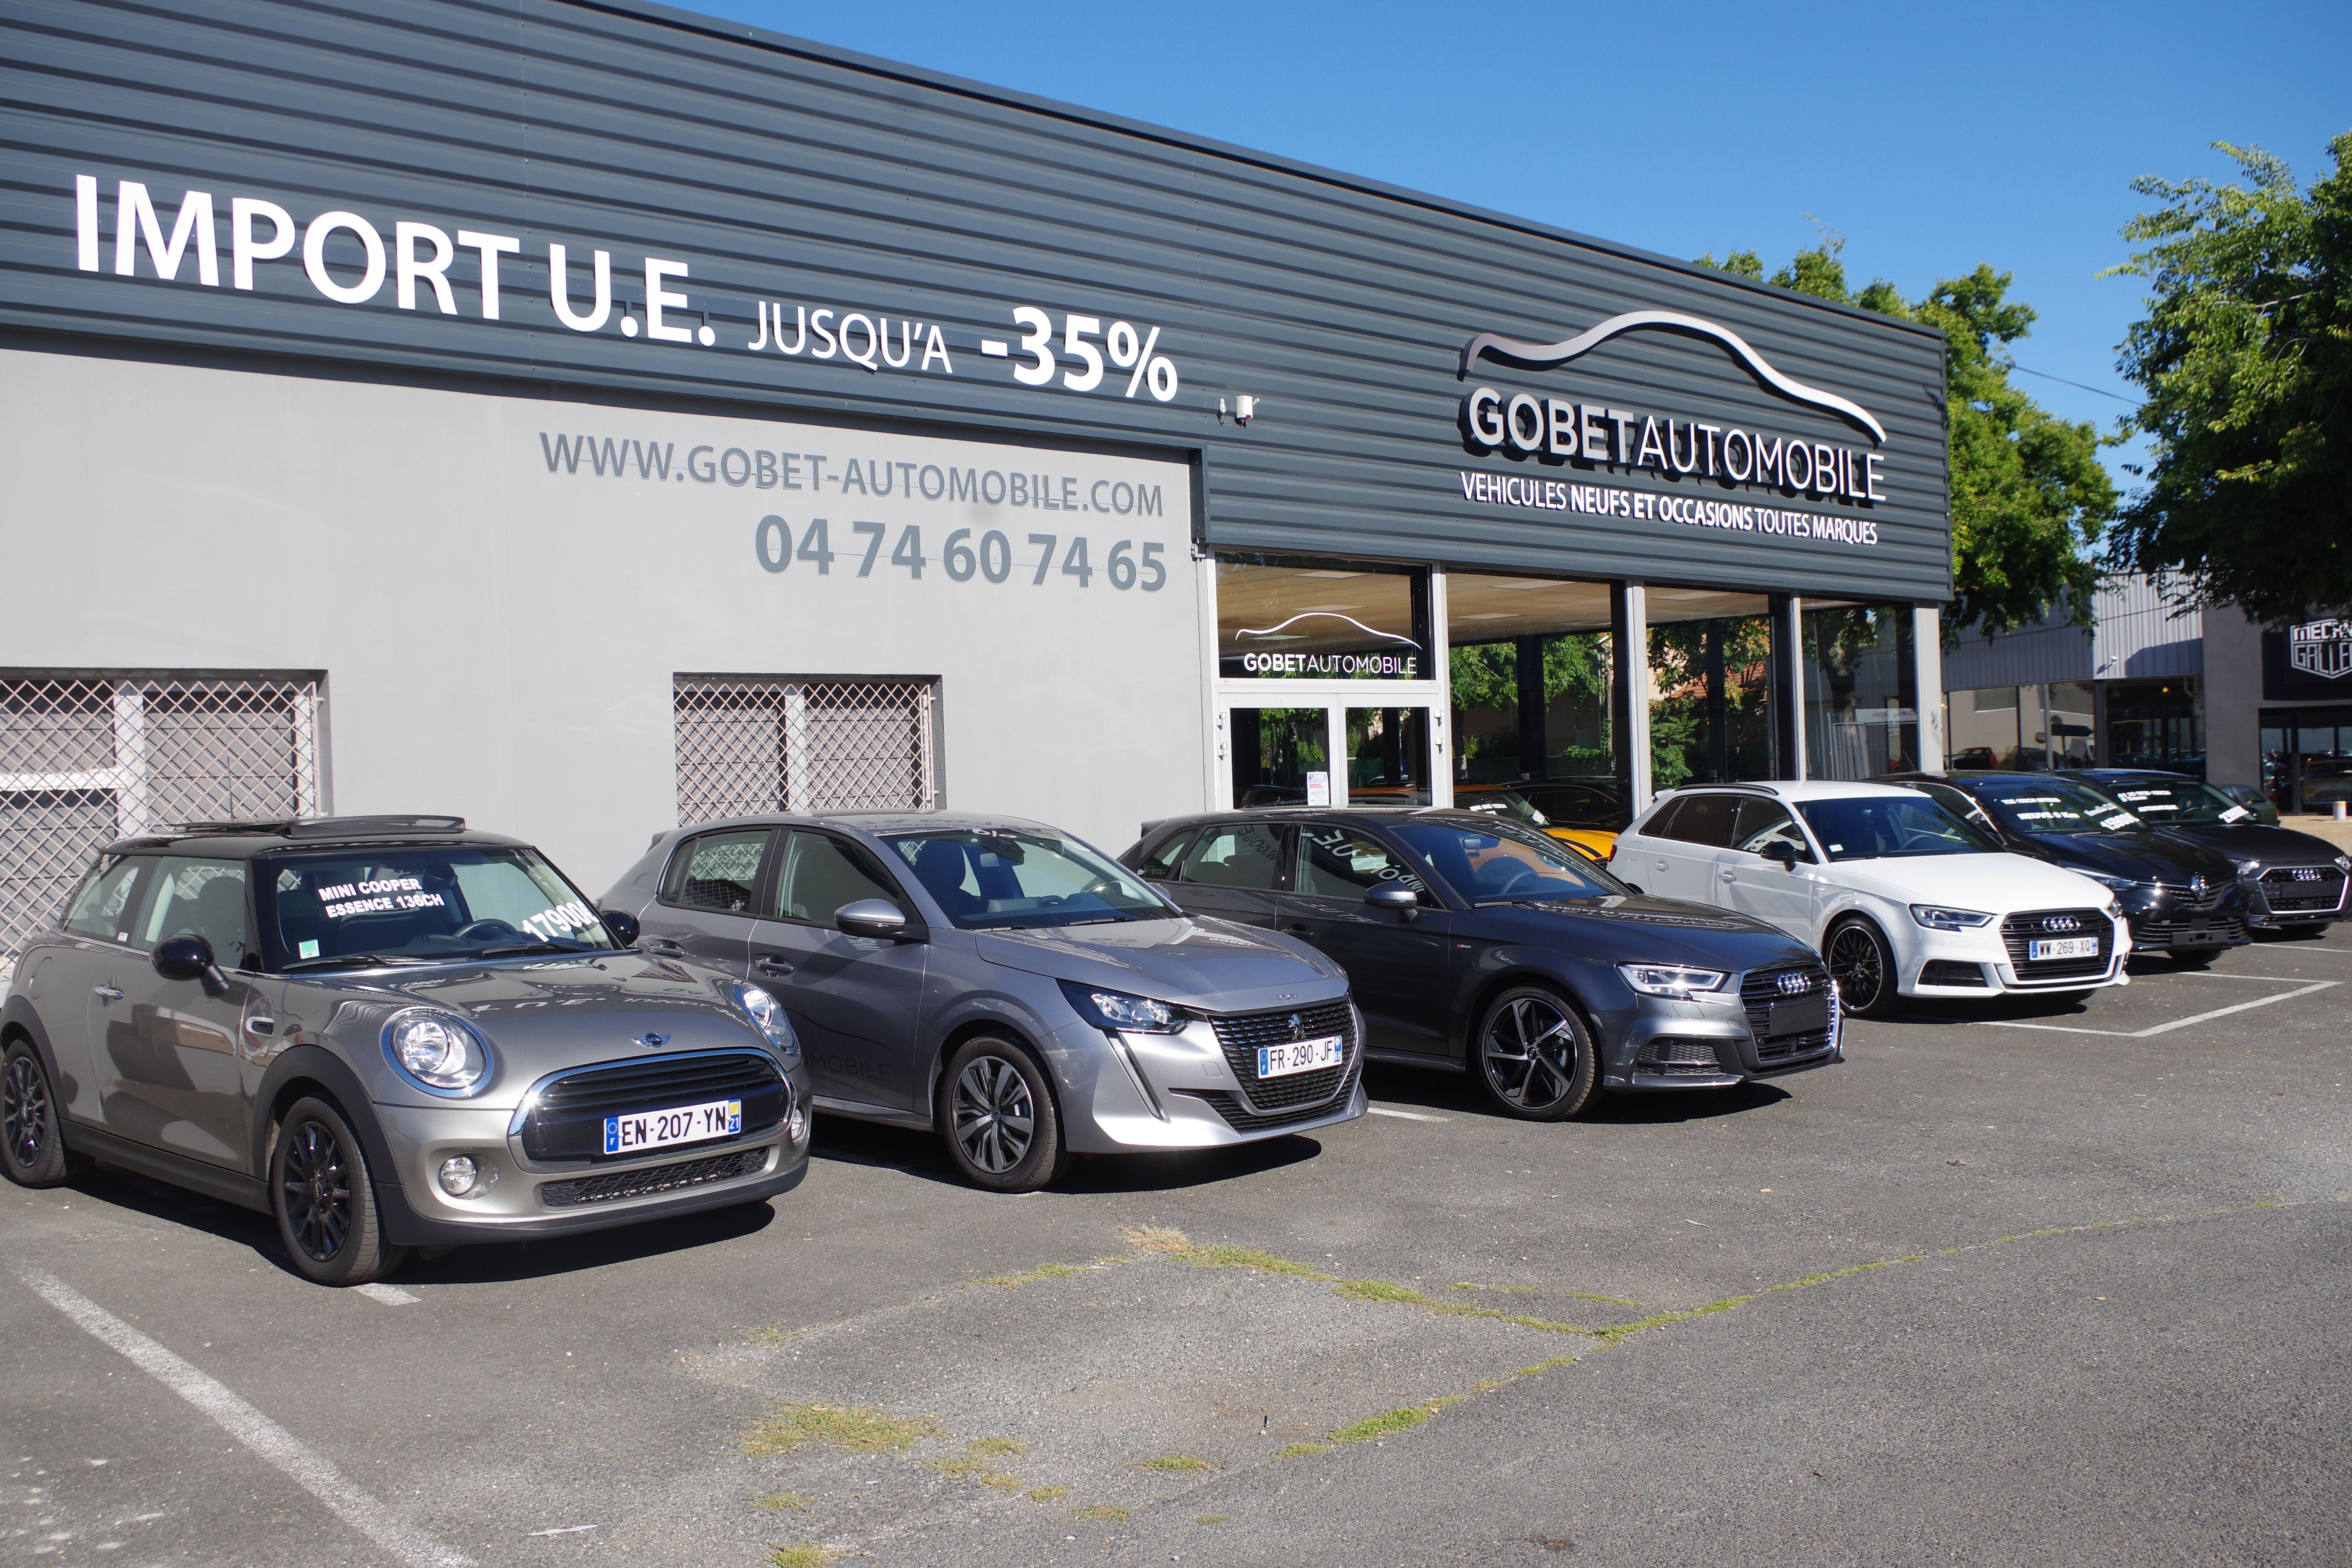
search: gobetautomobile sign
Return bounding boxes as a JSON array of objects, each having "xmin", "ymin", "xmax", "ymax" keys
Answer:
[{"xmin": 1455, "ymin": 309, "xmax": 1891, "ymax": 549}]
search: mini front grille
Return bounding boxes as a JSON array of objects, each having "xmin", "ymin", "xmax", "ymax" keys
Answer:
[
  {"xmin": 1207, "ymin": 1000, "xmax": 1357, "ymax": 1112},
  {"xmin": 2001, "ymin": 909, "xmax": 2114, "ymax": 980},
  {"xmin": 1634, "ymin": 1038, "xmax": 1724, "ymax": 1076},
  {"xmin": 539, "ymin": 1147, "xmax": 769, "ymax": 1208},
  {"xmin": 1738, "ymin": 964, "xmax": 1836, "ymax": 1062},
  {"xmin": 2260, "ymin": 866, "xmax": 2347, "ymax": 914},
  {"xmin": 519, "ymin": 1050, "xmax": 788, "ymax": 1163}
]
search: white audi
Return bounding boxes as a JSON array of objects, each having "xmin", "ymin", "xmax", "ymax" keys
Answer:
[{"xmin": 1609, "ymin": 781, "xmax": 2131, "ymax": 1016}]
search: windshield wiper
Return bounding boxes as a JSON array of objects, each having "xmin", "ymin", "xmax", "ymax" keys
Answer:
[
  {"xmin": 283, "ymin": 953, "xmax": 432, "ymax": 972},
  {"xmin": 478, "ymin": 940, "xmax": 595, "ymax": 958}
]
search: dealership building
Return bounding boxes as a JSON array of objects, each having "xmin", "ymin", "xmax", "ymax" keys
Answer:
[{"xmin": 0, "ymin": 0, "xmax": 1956, "ymax": 971}]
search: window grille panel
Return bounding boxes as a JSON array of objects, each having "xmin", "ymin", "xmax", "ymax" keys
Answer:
[
  {"xmin": 1, "ymin": 673, "xmax": 323, "ymax": 972},
  {"xmin": 674, "ymin": 677, "xmax": 936, "ymax": 824}
]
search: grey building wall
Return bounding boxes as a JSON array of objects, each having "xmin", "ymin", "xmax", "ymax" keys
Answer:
[
  {"xmin": 0, "ymin": 0, "xmax": 1951, "ymax": 602},
  {"xmin": 0, "ymin": 347, "xmax": 1205, "ymax": 890},
  {"xmin": 1942, "ymin": 574, "xmax": 2204, "ymax": 693}
]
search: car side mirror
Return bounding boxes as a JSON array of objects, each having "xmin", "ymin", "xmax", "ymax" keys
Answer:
[
  {"xmin": 152, "ymin": 934, "xmax": 227, "ymax": 992},
  {"xmin": 837, "ymin": 898, "xmax": 917, "ymax": 941},
  {"xmin": 600, "ymin": 907, "xmax": 641, "ymax": 948},
  {"xmin": 1364, "ymin": 884, "xmax": 1419, "ymax": 916},
  {"xmin": 1763, "ymin": 842, "xmax": 1802, "ymax": 871}
]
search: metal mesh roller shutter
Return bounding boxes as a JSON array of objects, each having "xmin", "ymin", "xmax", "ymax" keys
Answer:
[
  {"xmin": 1, "ymin": 674, "xmax": 323, "ymax": 970},
  {"xmin": 673, "ymin": 676, "xmax": 937, "ymax": 823}
]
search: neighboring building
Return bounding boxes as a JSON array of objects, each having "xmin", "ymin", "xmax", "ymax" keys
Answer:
[
  {"xmin": 0, "ymin": 0, "xmax": 1955, "ymax": 973},
  {"xmin": 1940, "ymin": 573, "xmax": 2352, "ymax": 809}
]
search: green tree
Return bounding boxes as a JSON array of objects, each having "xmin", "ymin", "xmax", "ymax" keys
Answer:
[
  {"xmin": 2105, "ymin": 134, "xmax": 2352, "ymax": 623},
  {"xmin": 1696, "ymin": 242, "xmax": 2116, "ymax": 637}
]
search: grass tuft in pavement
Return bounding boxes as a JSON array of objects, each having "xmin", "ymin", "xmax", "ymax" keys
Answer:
[
  {"xmin": 1025, "ymin": 1486, "xmax": 1071, "ymax": 1503},
  {"xmin": 769, "ymin": 1545, "xmax": 833, "ymax": 1568},
  {"xmin": 1197, "ymin": 1515, "xmax": 1230, "ymax": 1524},
  {"xmin": 1071, "ymin": 1504, "xmax": 1132, "ymax": 1522},
  {"xmin": 1138, "ymin": 1454, "xmax": 1218, "ymax": 1472},
  {"xmin": 742, "ymin": 1401, "xmax": 938, "ymax": 1456},
  {"xmin": 1332, "ymin": 1397, "xmax": 1465, "ymax": 1444},
  {"xmin": 1335, "ymin": 1279, "xmax": 1430, "ymax": 1304},
  {"xmin": 1274, "ymin": 1442, "xmax": 1335, "ymax": 1457},
  {"xmin": 754, "ymin": 1492, "xmax": 812, "ymax": 1512},
  {"xmin": 967, "ymin": 1436, "xmax": 1029, "ymax": 1457}
]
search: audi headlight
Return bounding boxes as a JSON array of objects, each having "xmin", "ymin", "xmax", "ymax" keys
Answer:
[
  {"xmin": 2335, "ymin": 855, "xmax": 2351, "ymax": 873},
  {"xmin": 1058, "ymin": 979, "xmax": 1187, "ymax": 1033},
  {"xmin": 732, "ymin": 983, "xmax": 800, "ymax": 1056},
  {"xmin": 1910, "ymin": 904, "xmax": 1995, "ymax": 931},
  {"xmin": 382, "ymin": 1010, "xmax": 490, "ymax": 1095},
  {"xmin": 2085, "ymin": 871, "xmax": 2140, "ymax": 892},
  {"xmin": 1617, "ymin": 963, "xmax": 1736, "ymax": 1003},
  {"xmin": 2233, "ymin": 860, "xmax": 2261, "ymax": 878}
]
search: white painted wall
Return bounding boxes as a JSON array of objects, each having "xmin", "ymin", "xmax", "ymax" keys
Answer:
[{"xmin": 0, "ymin": 348, "xmax": 1206, "ymax": 891}]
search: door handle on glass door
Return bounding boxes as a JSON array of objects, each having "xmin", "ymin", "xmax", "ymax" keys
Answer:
[
  {"xmin": 93, "ymin": 985, "xmax": 122, "ymax": 1002},
  {"xmin": 754, "ymin": 955, "xmax": 794, "ymax": 976}
]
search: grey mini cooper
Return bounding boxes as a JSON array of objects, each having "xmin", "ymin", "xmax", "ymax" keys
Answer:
[
  {"xmin": 1, "ymin": 816, "xmax": 810, "ymax": 1286},
  {"xmin": 601, "ymin": 812, "xmax": 1365, "ymax": 1192}
]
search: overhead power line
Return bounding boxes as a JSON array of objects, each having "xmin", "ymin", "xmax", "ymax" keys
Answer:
[{"xmin": 2008, "ymin": 363, "xmax": 2137, "ymax": 404}]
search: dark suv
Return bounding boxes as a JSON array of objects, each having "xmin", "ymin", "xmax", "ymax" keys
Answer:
[{"xmin": 2, "ymin": 816, "xmax": 809, "ymax": 1285}]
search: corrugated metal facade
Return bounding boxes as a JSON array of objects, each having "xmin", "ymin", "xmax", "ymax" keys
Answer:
[
  {"xmin": 1942, "ymin": 574, "xmax": 2203, "ymax": 691},
  {"xmin": 0, "ymin": 0, "xmax": 1951, "ymax": 601}
]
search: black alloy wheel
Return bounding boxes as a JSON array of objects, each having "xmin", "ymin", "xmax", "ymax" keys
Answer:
[
  {"xmin": 269, "ymin": 1096, "xmax": 405, "ymax": 1286},
  {"xmin": 2, "ymin": 1042, "xmax": 81, "ymax": 1188},
  {"xmin": 1826, "ymin": 918, "xmax": 1895, "ymax": 1018},
  {"xmin": 1474, "ymin": 986, "xmax": 1598, "ymax": 1121},
  {"xmin": 940, "ymin": 1036, "xmax": 1070, "ymax": 1194}
]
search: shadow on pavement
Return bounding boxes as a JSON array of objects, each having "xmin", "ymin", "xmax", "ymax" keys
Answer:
[{"xmin": 808, "ymin": 1110, "xmax": 1326, "ymax": 1196}]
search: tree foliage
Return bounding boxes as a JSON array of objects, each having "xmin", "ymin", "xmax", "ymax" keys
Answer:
[
  {"xmin": 1696, "ymin": 241, "xmax": 2116, "ymax": 637},
  {"xmin": 2105, "ymin": 134, "xmax": 2352, "ymax": 623}
]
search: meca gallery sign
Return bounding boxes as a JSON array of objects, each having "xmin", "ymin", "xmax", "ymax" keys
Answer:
[{"xmin": 2289, "ymin": 617, "xmax": 2352, "ymax": 681}]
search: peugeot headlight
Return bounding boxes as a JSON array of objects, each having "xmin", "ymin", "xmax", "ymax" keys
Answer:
[
  {"xmin": 1617, "ymin": 963, "xmax": 1737, "ymax": 1003},
  {"xmin": 1058, "ymin": 980, "xmax": 1187, "ymax": 1033},
  {"xmin": 732, "ymin": 983, "xmax": 800, "ymax": 1056},
  {"xmin": 382, "ymin": 1010, "xmax": 490, "ymax": 1095},
  {"xmin": 1910, "ymin": 904, "xmax": 1994, "ymax": 931},
  {"xmin": 2085, "ymin": 871, "xmax": 2140, "ymax": 892}
]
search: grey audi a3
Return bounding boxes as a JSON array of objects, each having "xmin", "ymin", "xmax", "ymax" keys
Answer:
[{"xmin": 601, "ymin": 813, "xmax": 1365, "ymax": 1192}]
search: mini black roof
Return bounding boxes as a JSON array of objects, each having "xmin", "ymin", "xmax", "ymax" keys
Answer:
[{"xmin": 102, "ymin": 815, "xmax": 526, "ymax": 858}]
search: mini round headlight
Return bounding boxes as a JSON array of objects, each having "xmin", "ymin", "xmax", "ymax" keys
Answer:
[
  {"xmin": 437, "ymin": 1154, "xmax": 480, "ymax": 1197},
  {"xmin": 386, "ymin": 1012, "xmax": 488, "ymax": 1093}
]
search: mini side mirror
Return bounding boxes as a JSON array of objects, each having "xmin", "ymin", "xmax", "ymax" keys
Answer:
[
  {"xmin": 1763, "ymin": 842, "xmax": 1802, "ymax": 871},
  {"xmin": 152, "ymin": 934, "xmax": 225, "ymax": 991},
  {"xmin": 836, "ymin": 898, "xmax": 914, "ymax": 940},
  {"xmin": 1364, "ymin": 884, "xmax": 1419, "ymax": 914},
  {"xmin": 600, "ymin": 907, "xmax": 641, "ymax": 948}
]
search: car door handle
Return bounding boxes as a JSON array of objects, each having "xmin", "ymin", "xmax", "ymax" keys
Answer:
[
  {"xmin": 243, "ymin": 1017, "xmax": 276, "ymax": 1038},
  {"xmin": 1720, "ymin": 869, "xmax": 1737, "ymax": 882},
  {"xmin": 93, "ymin": 985, "xmax": 123, "ymax": 1002},
  {"xmin": 1284, "ymin": 924, "xmax": 1313, "ymax": 936},
  {"xmin": 643, "ymin": 938, "xmax": 686, "ymax": 956},
  {"xmin": 1654, "ymin": 860, "xmax": 1670, "ymax": 872},
  {"xmin": 753, "ymin": 954, "xmax": 795, "ymax": 976}
]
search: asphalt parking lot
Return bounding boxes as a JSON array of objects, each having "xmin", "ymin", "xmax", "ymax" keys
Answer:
[{"xmin": 7, "ymin": 925, "xmax": 2350, "ymax": 1568}]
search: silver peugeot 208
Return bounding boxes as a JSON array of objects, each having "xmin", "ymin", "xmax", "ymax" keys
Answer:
[{"xmin": 602, "ymin": 813, "xmax": 1365, "ymax": 1191}]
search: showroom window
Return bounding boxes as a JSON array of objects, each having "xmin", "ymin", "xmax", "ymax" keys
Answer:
[
  {"xmin": 1445, "ymin": 574, "xmax": 1617, "ymax": 790},
  {"xmin": 673, "ymin": 675, "xmax": 939, "ymax": 823},
  {"xmin": 1215, "ymin": 554, "xmax": 1430, "ymax": 681},
  {"xmin": 0, "ymin": 672, "xmax": 325, "ymax": 969},
  {"xmin": 1799, "ymin": 603, "xmax": 1918, "ymax": 779},
  {"xmin": 1644, "ymin": 590, "xmax": 1779, "ymax": 789}
]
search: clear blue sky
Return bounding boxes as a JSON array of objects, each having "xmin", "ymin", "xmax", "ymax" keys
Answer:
[{"xmin": 691, "ymin": 0, "xmax": 2349, "ymax": 489}]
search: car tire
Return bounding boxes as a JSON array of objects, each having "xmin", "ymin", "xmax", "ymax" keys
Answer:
[
  {"xmin": 2, "ymin": 1040, "xmax": 86, "ymax": 1189},
  {"xmin": 1473, "ymin": 985, "xmax": 1598, "ymax": 1121},
  {"xmin": 269, "ymin": 1096, "xmax": 407, "ymax": 1287},
  {"xmin": 939, "ymin": 1036, "xmax": 1071, "ymax": 1194},
  {"xmin": 1825, "ymin": 918, "xmax": 1896, "ymax": 1018}
]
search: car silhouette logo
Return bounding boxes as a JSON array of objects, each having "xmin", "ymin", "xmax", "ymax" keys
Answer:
[
  {"xmin": 635, "ymin": 1032, "xmax": 670, "ymax": 1049},
  {"xmin": 2042, "ymin": 915, "xmax": 2081, "ymax": 933},
  {"xmin": 1775, "ymin": 973, "xmax": 1811, "ymax": 996}
]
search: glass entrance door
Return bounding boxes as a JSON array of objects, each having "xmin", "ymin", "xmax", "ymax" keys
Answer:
[
  {"xmin": 1345, "ymin": 707, "xmax": 1430, "ymax": 805},
  {"xmin": 1226, "ymin": 705, "xmax": 1435, "ymax": 808}
]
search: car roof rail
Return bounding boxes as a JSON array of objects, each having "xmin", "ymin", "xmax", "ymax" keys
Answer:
[{"xmin": 162, "ymin": 814, "xmax": 468, "ymax": 838}]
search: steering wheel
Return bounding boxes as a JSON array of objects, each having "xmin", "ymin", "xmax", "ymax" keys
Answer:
[
  {"xmin": 1485, "ymin": 865, "xmax": 1544, "ymax": 897},
  {"xmin": 454, "ymin": 918, "xmax": 520, "ymax": 941}
]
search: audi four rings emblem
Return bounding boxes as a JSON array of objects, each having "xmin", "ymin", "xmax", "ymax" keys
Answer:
[
  {"xmin": 1776, "ymin": 973, "xmax": 1812, "ymax": 996},
  {"xmin": 2042, "ymin": 916, "xmax": 2081, "ymax": 932}
]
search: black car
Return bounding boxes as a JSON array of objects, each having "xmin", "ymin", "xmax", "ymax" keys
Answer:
[
  {"xmin": 2076, "ymin": 770, "xmax": 2350, "ymax": 935},
  {"xmin": 1876, "ymin": 773, "xmax": 2252, "ymax": 964},
  {"xmin": 1122, "ymin": 808, "xmax": 1839, "ymax": 1120},
  {"xmin": 2, "ymin": 816, "xmax": 810, "ymax": 1285}
]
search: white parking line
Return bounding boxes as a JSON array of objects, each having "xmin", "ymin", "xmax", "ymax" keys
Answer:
[
  {"xmin": 1979, "ymin": 979, "xmax": 2340, "ymax": 1038},
  {"xmin": 16, "ymin": 1266, "xmax": 472, "ymax": 1568},
  {"xmin": 354, "ymin": 1283, "xmax": 420, "ymax": 1305},
  {"xmin": 1367, "ymin": 1105, "xmax": 1450, "ymax": 1122}
]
